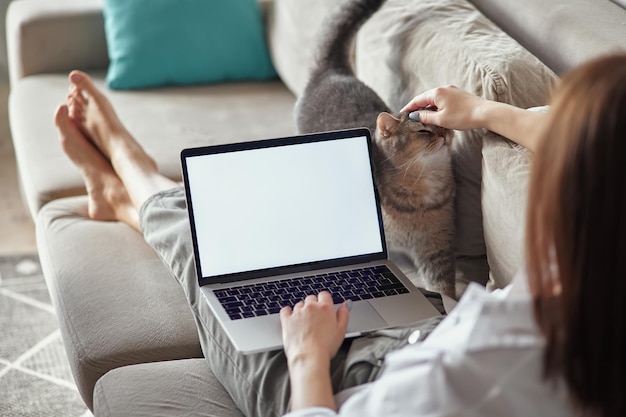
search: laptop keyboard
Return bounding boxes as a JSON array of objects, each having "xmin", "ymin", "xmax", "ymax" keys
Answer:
[{"xmin": 213, "ymin": 265, "xmax": 410, "ymax": 321}]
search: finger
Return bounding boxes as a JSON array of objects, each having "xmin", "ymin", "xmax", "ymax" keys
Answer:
[
  {"xmin": 336, "ymin": 301, "xmax": 351, "ymax": 332},
  {"xmin": 304, "ymin": 294, "xmax": 318, "ymax": 304},
  {"xmin": 400, "ymin": 90, "xmax": 438, "ymax": 113},
  {"xmin": 412, "ymin": 109, "xmax": 440, "ymax": 126},
  {"xmin": 279, "ymin": 306, "xmax": 292, "ymax": 321},
  {"xmin": 408, "ymin": 111, "xmax": 421, "ymax": 122},
  {"xmin": 293, "ymin": 300, "xmax": 304, "ymax": 311},
  {"xmin": 317, "ymin": 291, "xmax": 333, "ymax": 305}
]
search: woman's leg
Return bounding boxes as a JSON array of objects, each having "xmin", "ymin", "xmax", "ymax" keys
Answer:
[
  {"xmin": 64, "ymin": 70, "xmax": 178, "ymax": 211},
  {"xmin": 138, "ymin": 187, "xmax": 314, "ymax": 416}
]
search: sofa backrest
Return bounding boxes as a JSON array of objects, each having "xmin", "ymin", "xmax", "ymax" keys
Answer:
[{"xmin": 470, "ymin": 0, "xmax": 626, "ymax": 75}]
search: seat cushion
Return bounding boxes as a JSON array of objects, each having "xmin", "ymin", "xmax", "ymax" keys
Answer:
[
  {"xmin": 37, "ymin": 196, "xmax": 205, "ymax": 410},
  {"xmin": 93, "ymin": 359, "xmax": 244, "ymax": 417}
]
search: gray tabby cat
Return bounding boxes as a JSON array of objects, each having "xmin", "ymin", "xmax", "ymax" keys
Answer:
[{"xmin": 296, "ymin": 0, "xmax": 456, "ymax": 297}]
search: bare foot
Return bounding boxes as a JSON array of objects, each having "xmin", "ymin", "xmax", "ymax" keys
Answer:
[
  {"xmin": 55, "ymin": 104, "xmax": 140, "ymax": 231},
  {"xmin": 66, "ymin": 70, "xmax": 158, "ymax": 176}
]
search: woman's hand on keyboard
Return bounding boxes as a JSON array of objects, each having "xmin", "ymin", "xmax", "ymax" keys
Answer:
[
  {"xmin": 280, "ymin": 291, "xmax": 350, "ymax": 364},
  {"xmin": 280, "ymin": 292, "xmax": 350, "ymax": 411}
]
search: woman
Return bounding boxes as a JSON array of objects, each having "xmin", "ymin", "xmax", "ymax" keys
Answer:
[
  {"xmin": 55, "ymin": 54, "xmax": 625, "ymax": 417},
  {"xmin": 281, "ymin": 54, "xmax": 626, "ymax": 416}
]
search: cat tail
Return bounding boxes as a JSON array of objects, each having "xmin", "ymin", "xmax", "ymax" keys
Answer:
[{"xmin": 314, "ymin": 0, "xmax": 386, "ymax": 75}]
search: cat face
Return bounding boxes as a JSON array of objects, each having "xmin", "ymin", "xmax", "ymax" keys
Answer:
[{"xmin": 375, "ymin": 112, "xmax": 452, "ymax": 157}]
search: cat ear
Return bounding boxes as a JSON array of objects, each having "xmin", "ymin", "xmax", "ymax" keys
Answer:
[{"xmin": 376, "ymin": 112, "xmax": 401, "ymax": 138}]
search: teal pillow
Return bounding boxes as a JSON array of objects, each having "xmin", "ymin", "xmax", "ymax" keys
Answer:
[{"xmin": 103, "ymin": 0, "xmax": 277, "ymax": 90}]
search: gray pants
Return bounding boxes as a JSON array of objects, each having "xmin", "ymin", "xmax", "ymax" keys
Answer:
[{"xmin": 140, "ymin": 187, "xmax": 444, "ymax": 417}]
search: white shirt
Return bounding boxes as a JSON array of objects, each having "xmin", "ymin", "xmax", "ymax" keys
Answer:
[{"xmin": 284, "ymin": 272, "xmax": 577, "ymax": 417}]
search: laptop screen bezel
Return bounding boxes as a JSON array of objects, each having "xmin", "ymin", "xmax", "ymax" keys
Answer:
[{"xmin": 180, "ymin": 128, "xmax": 389, "ymax": 287}]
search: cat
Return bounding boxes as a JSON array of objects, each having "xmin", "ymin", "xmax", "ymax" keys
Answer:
[{"xmin": 295, "ymin": 0, "xmax": 457, "ymax": 298}]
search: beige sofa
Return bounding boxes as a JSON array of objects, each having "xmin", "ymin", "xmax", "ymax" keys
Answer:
[{"xmin": 7, "ymin": 0, "xmax": 625, "ymax": 415}]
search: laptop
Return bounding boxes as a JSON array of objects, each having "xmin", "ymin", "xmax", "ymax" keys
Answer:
[{"xmin": 180, "ymin": 128, "xmax": 441, "ymax": 354}]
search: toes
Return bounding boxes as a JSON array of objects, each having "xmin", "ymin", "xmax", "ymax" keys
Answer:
[
  {"xmin": 67, "ymin": 80, "xmax": 88, "ymax": 120},
  {"xmin": 68, "ymin": 88, "xmax": 88, "ymax": 107},
  {"xmin": 55, "ymin": 104, "xmax": 82, "ymax": 135},
  {"xmin": 67, "ymin": 92, "xmax": 86, "ymax": 123},
  {"xmin": 54, "ymin": 104, "xmax": 67, "ymax": 125},
  {"xmin": 69, "ymin": 70, "xmax": 100, "ymax": 99},
  {"xmin": 55, "ymin": 105, "xmax": 82, "ymax": 153},
  {"xmin": 54, "ymin": 104, "xmax": 72, "ymax": 128},
  {"xmin": 68, "ymin": 106, "xmax": 83, "ymax": 124}
]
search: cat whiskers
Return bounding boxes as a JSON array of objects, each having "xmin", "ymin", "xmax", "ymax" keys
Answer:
[
  {"xmin": 398, "ymin": 154, "xmax": 426, "ymax": 185},
  {"xmin": 408, "ymin": 160, "xmax": 427, "ymax": 188},
  {"xmin": 380, "ymin": 147, "xmax": 399, "ymax": 165},
  {"xmin": 426, "ymin": 135, "xmax": 447, "ymax": 152}
]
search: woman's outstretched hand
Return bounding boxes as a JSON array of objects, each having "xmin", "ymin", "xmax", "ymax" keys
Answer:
[
  {"xmin": 402, "ymin": 85, "xmax": 545, "ymax": 152},
  {"xmin": 401, "ymin": 85, "xmax": 488, "ymax": 130}
]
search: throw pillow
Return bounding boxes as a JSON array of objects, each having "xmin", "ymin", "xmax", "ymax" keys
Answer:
[{"xmin": 103, "ymin": 0, "xmax": 277, "ymax": 90}]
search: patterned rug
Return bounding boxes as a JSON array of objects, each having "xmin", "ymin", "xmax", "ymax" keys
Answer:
[{"xmin": 0, "ymin": 253, "xmax": 92, "ymax": 417}]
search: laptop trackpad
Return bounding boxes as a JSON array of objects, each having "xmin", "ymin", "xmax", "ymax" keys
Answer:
[{"xmin": 346, "ymin": 301, "xmax": 387, "ymax": 335}]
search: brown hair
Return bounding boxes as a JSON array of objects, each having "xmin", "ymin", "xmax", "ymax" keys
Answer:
[{"xmin": 526, "ymin": 53, "xmax": 626, "ymax": 417}]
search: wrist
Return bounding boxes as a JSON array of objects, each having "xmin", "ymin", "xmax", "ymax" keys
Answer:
[
  {"xmin": 473, "ymin": 98, "xmax": 498, "ymax": 130},
  {"xmin": 287, "ymin": 348, "xmax": 336, "ymax": 411},
  {"xmin": 287, "ymin": 348, "xmax": 331, "ymax": 369}
]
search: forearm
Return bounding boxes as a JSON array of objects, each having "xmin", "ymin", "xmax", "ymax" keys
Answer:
[
  {"xmin": 288, "ymin": 352, "xmax": 336, "ymax": 412},
  {"xmin": 475, "ymin": 100, "xmax": 546, "ymax": 152}
]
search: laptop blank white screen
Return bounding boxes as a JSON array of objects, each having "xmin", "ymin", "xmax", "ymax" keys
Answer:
[{"xmin": 184, "ymin": 135, "xmax": 384, "ymax": 279}]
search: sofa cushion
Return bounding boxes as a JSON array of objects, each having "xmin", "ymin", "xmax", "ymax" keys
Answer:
[
  {"xmin": 9, "ymin": 73, "xmax": 296, "ymax": 219},
  {"xmin": 37, "ymin": 196, "xmax": 205, "ymax": 409},
  {"xmin": 102, "ymin": 0, "xmax": 276, "ymax": 90},
  {"xmin": 481, "ymin": 133, "xmax": 531, "ymax": 290},
  {"xmin": 266, "ymin": 0, "xmax": 336, "ymax": 96},
  {"xmin": 93, "ymin": 359, "xmax": 244, "ymax": 417},
  {"xmin": 356, "ymin": 0, "xmax": 558, "ymax": 291},
  {"xmin": 481, "ymin": 106, "xmax": 549, "ymax": 290}
]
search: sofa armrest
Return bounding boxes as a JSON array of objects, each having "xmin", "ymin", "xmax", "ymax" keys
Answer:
[{"xmin": 6, "ymin": 0, "xmax": 109, "ymax": 86}]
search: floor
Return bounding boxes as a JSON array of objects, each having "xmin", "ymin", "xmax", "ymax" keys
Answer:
[{"xmin": 0, "ymin": 253, "xmax": 91, "ymax": 416}]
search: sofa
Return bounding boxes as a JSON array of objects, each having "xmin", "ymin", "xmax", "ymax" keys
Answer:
[{"xmin": 7, "ymin": 0, "xmax": 625, "ymax": 415}]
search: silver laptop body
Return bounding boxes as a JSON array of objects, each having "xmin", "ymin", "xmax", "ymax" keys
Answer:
[{"xmin": 181, "ymin": 128, "xmax": 440, "ymax": 354}]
